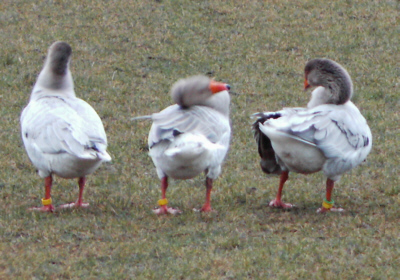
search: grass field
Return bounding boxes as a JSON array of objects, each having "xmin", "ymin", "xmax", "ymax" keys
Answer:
[{"xmin": 1, "ymin": 0, "xmax": 399, "ymax": 278}]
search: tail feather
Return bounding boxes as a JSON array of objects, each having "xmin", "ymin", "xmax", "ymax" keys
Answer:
[
  {"xmin": 131, "ymin": 115, "xmax": 152, "ymax": 121},
  {"xmin": 164, "ymin": 134, "xmax": 224, "ymax": 160},
  {"xmin": 164, "ymin": 142, "xmax": 205, "ymax": 160},
  {"xmin": 252, "ymin": 112, "xmax": 282, "ymax": 175},
  {"xmin": 99, "ymin": 151, "xmax": 112, "ymax": 162}
]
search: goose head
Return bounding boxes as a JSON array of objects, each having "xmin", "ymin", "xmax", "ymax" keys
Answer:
[
  {"xmin": 47, "ymin": 41, "xmax": 72, "ymax": 75},
  {"xmin": 304, "ymin": 58, "xmax": 353, "ymax": 107},
  {"xmin": 171, "ymin": 75, "xmax": 231, "ymax": 116},
  {"xmin": 32, "ymin": 41, "xmax": 74, "ymax": 98}
]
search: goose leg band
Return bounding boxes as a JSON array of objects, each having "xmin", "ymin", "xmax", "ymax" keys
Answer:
[
  {"xmin": 158, "ymin": 198, "xmax": 168, "ymax": 206},
  {"xmin": 42, "ymin": 198, "xmax": 52, "ymax": 206},
  {"xmin": 322, "ymin": 199, "xmax": 334, "ymax": 209}
]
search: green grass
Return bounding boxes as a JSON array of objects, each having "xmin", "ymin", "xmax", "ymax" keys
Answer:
[{"xmin": 1, "ymin": 0, "xmax": 399, "ymax": 278}]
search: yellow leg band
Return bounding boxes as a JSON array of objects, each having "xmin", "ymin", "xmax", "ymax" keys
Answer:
[
  {"xmin": 158, "ymin": 198, "xmax": 168, "ymax": 206},
  {"xmin": 322, "ymin": 199, "xmax": 334, "ymax": 209},
  {"xmin": 42, "ymin": 198, "xmax": 52, "ymax": 206}
]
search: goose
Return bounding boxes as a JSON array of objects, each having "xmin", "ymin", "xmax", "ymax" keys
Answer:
[
  {"xmin": 20, "ymin": 41, "xmax": 111, "ymax": 212},
  {"xmin": 253, "ymin": 58, "xmax": 372, "ymax": 213},
  {"xmin": 134, "ymin": 75, "xmax": 231, "ymax": 214}
]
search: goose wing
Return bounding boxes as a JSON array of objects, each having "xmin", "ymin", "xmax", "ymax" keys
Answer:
[
  {"xmin": 21, "ymin": 97, "xmax": 108, "ymax": 160},
  {"xmin": 262, "ymin": 103, "xmax": 372, "ymax": 176},
  {"xmin": 148, "ymin": 104, "xmax": 230, "ymax": 148}
]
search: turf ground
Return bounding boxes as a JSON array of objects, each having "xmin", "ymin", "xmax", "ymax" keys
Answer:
[{"xmin": 1, "ymin": 0, "xmax": 399, "ymax": 278}]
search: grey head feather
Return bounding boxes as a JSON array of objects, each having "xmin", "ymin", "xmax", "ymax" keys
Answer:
[
  {"xmin": 170, "ymin": 75, "xmax": 230, "ymax": 116},
  {"xmin": 305, "ymin": 58, "xmax": 353, "ymax": 105},
  {"xmin": 34, "ymin": 41, "xmax": 74, "ymax": 92},
  {"xmin": 48, "ymin": 42, "xmax": 72, "ymax": 76},
  {"xmin": 171, "ymin": 75, "xmax": 212, "ymax": 108}
]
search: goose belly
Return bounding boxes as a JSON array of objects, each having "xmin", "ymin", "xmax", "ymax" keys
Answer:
[
  {"xmin": 36, "ymin": 153, "xmax": 103, "ymax": 178},
  {"xmin": 270, "ymin": 137, "xmax": 326, "ymax": 174},
  {"xmin": 150, "ymin": 134, "xmax": 217, "ymax": 180},
  {"xmin": 155, "ymin": 152, "xmax": 210, "ymax": 179}
]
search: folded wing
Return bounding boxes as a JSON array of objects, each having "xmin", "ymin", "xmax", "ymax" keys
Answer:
[
  {"xmin": 21, "ymin": 97, "xmax": 109, "ymax": 161},
  {"xmin": 262, "ymin": 103, "xmax": 372, "ymax": 177},
  {"xmin": 149, "ymin": 104, "xmax": 230, "ymax": 148}
]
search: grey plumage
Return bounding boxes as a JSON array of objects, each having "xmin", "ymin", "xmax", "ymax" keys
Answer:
[{"xmin": 252, "ymin": 112, "xmax": 282, "ymax": 175}]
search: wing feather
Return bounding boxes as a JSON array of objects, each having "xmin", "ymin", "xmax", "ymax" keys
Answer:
[
  {"xmin": 265, "ymin": 102, "xmax": 372, "ymax": 176},
  {"xmin": 21, "ymin": 97, "xmax": 108, "ymax": 159},
  {"xmin": 148, "ymin": 105, "xmax": 229, "ymax": 148}
]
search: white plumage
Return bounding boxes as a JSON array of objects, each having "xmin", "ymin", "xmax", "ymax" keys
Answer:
[
  {"xmin": 258, "ymin": 101, "xmax": 371, "ymax": 180},
  {"xmin": 20, "ymin": 41, "xmax": 111, "ymax": 212},
  {"xmin": 135, "ymin": 75, "xmax": 231, "ymax": 214},
  {"xmin": 148, "ymin": 103, "xmax": 230, "ymax": 181},
  {"xmin": 253, "ymin": 59, "xmax": 372, "ymax": 212}
]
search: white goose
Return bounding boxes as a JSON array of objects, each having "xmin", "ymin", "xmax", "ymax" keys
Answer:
[
  {"xmin": 20, "ymin": 41, "xmax": 111, "ymax": 212},
  {"xmin": 134, "ymin": 75, "xmax": 231, "ymax": 214},
  {"xmin": 253, "ymin": 58, "xmax": 372, "ymax": 212}
]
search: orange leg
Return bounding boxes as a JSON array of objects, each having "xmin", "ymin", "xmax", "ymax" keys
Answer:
[
  {"xmin": 318, "ymin": 179, "xmax": 344, "ymax": 213},
  {"xmin": 200, "ymin": 178, "xmax": 213, "ymax": 212},
  {"xmin": 269, "ymin": 171, "xmax": 293, "ymax": 209},
  {"xmin": 29, "ymin": 176, "xmax": 55, "ymax": 212},
  {"xmin": 326, "ymin": 178, "xmax": 334, "ymax": 201},
  {"xmin": 161, "ymin": 176, "xmax": 168, "ymax": 199},
  {"xmin": 153, "ymin": 177, "xmax": 181, "ymax": 215},
  {"xmin": 76, "ymin": 177, "xmax": 87, "ymax": 207},
  {"xmin": 59, "ymin": 177, "xmax": 89, "ymax": 209}
]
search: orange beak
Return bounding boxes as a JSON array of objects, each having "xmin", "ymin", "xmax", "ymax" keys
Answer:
[
  {"xmin": 209, "ymin": 80, "xmax": 231, "ymax": 94},
  {"xmin": 304, "ymin": 78, "xmax": 311, "ymax": 90}
]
